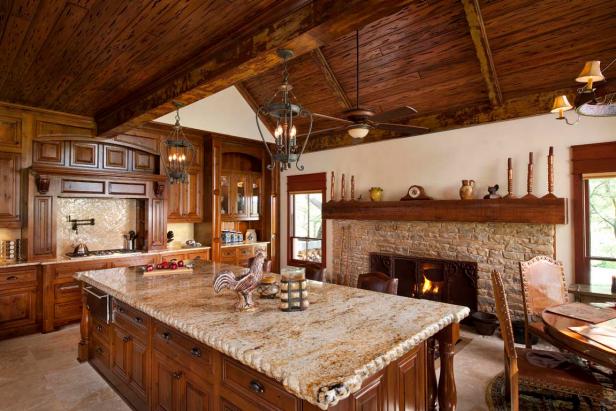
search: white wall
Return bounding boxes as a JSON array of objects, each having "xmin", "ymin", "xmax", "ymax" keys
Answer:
[
  {"xmin": 155, "ymin": 86, "xmax": 273, "ymax": 142},
  {"xmin": 280, "ymin": 114, "xmax": 616, "ymax": 285}
]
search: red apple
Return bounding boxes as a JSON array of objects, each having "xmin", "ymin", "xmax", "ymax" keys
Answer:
[
  {"xmin": 161, "ymin": 261, "xmax": 169, "ymax": 269},
  {"xmin": 177, "ymin": 260, "xmax": 184, "ymax": 267},
  {"xmin": 145, "ymin": 264, "xmax": 154, "ymax": 272},
  {"xmin": 170, "ymin": 262, "xmax": 178, "ymax": 270}
]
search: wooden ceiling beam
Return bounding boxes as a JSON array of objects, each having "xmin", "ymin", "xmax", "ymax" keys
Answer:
[
  {"xmin": 302, "ymin": 87, "xmax": 577, "ymax": 152},
  {"xmin": 311, "ymin": 47, "xmax": 354, "ymax": 110},
  {"xmin": 462, "ymin": 0, "xmax": 503, "ymax": 107},
  {"xmin": 235, "ymin": 82, "xmax": 276, "ymax": 136},
  {"xmin": 95, "ymin": 0, "xmax": 418, "ymax": 137}
]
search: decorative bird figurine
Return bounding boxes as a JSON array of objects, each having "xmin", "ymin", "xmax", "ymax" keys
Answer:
[{"xmin": 213, "ymin": 251, "xmax": 266, "ymax": 311}]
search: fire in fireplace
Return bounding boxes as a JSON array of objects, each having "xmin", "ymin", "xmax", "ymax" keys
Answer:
[{"xmin": 369, "ymin": 253, "xmax": 477, "ymax": 314}]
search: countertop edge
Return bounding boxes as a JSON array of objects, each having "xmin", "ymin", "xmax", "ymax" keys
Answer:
[{"xmin": 76, "ymin": 272, "xmax": 470, "ymax": 410}]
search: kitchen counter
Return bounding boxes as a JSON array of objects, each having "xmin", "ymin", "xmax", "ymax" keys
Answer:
[
  {"xmin": 220, "ymin": 240, "xmax": 269, "ymax": 248},
  {"xmin": 76, "ymin": 262, "xmax": 469, "ymax": 409}
]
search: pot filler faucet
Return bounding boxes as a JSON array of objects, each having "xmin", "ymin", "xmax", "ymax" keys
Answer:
[{"xmin": 66, "ymin": 215, "xmax": 95, "ymax": 234}]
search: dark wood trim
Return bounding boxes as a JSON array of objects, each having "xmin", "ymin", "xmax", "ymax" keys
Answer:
[
  {"xmin": 571, "ymin": 141, "xmax": 616, "ymax": 284},
  {"xmin": 287, "ymin": 172, "xmax": 327, "ymax": 269},
  {"xmin": 323, "ymin": 198, "xmax": 568, "ymax": 225},
  {"xmin": 311, "ymin": 47, "xmax": 353, "ymax": 110}
]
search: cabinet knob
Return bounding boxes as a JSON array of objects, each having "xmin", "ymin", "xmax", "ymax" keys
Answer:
[
  {"xmin": 95, "ymin": 347, "xmax": 104, "ymax": 355},
  {"xmin": 117, "ymin": 306, "xmax": 125, "ymax": 313},
  {"xmin": 190, "ymin": 347, "xmax": 202, "ymax": 358},
  {"xmin": 249, "ymin": 380, "xmax": 264, "ymax": 394},
  {"xmin": 134, "ymin": 316, "xmax": 143, "ymax": 324},
  {"xmin": 122, "ymin": 335, "xmax": 132, "ymax": 343},
  {"xmin": 96, "ymin": 324, "xmax": 103, "ymax": 332},
  {"xmin": 162, "ymin": 332, "xmax": 172, "ymax": 340},
  {"xmin": 172, "ymin": 371, "xmax": 183, "ymax": 380}
]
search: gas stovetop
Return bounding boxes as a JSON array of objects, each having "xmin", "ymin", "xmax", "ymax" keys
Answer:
[{"xmin": 65, "ymin": 249, "xmax": 142, "ymax": 259}]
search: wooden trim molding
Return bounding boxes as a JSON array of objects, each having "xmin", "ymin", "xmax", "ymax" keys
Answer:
[{"xmin": 571, "ymin": 141, "xmax": 616, "ymax": 284}]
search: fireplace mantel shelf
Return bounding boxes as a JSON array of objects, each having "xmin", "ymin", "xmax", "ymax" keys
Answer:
[{"xmin": 323, "ymin": 198, "xmax": 567, "ymax": 225}]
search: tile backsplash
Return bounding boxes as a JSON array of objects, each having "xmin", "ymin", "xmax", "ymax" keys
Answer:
[{"xmin": 56, "ymin": 198, "xmax": 137, "ymax": 255}]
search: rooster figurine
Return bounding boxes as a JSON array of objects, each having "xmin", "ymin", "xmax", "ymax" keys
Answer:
[{"xmin": 213, "ymin": 251, "xmax": 266, "ymax": 311}]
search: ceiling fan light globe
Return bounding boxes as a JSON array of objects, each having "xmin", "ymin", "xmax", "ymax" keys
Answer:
[{"xmin": 347, "ymin": 125, "xmax": 370, "ymax": 139}]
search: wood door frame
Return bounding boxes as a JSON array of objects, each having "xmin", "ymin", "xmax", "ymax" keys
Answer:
[
  {"xmin": 571, "ymin": 141, "xmax": 616, "ymax": 284},
  {"xmin": 287, "ymin": 172, "xmax": 327, "ymax": 269}
]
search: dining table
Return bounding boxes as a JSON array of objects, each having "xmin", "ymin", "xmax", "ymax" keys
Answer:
[{"xmin": 542, "ymin": 308, "xmax": 616, "ymax": 373}]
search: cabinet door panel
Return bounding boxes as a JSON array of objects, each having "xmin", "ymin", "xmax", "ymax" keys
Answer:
[
  {"xmin": 103, "ymin": 145, "xmax": 128, "ymax": 170},
  {"xmin": 0, "ymin": 152, "xmax": 20, "ymax": 227},
  {"xmin": 132, "ymin": 151, "xmax": 155, "ymax": 172},
  {"xmin": 111, "ymin": 326, "xmax": 131, "ymax": 383},
  {"xmin": 184, "ymin": 168, "xmax": 202, "ymax": 222},
  {"xmin": 33, "ymin": 196, "xmax": 53, "ymax": 257},
  {"xmin": 70, "ymin": 142, "xmax": 98, "ymax": 168},
  {"xmin": 397, "ymin": 345, "xmax": 426, "ymax": 411},
  {"xmin": 152, "ymin": 351, "xmax": 180, "ymax": 411},
  {"xmin": 130, "ymin": 337, "xmax": 148, "ymax": 399},
  {"xmin": 182, "ymin": 375, "xmax": 212, "ymax": 411},
  {"xmin": 33, "ymin": 141, "xmax": 64, "ymax": 165},
  {"xmin": 352, "ymin": 372, "xmax": 387, "ymax": 411},
  {"xmin": 167, "ymin": 182, "xmax": 182, "ymax": 220},
  {"xmin": 0, "ymin": 115, "xmax": 21, "ymax": 150},
  {"xmin": 151, "ymin": 199, "xmax": 166, "ymax": 249},
  {"xmin": 0, "ymin": 287, "xmax": 36, "ymax": 328}
]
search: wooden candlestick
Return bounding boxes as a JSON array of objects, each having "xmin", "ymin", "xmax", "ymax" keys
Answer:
[
  {"xmin": 523, "ymin": 152, "xmax": 537, "ymax": 199},
  {"xmin": 503, "ymin": 157, "xmax": 516, "ymax": 199},
  {"xmin": 341, "ymin": 174, "xmax": 346, "ymax": 201},
  {"xmin": 330, "ymin": 171, "xmax": 335, "ymax": 201},
  {"xmin": 542, "ymin": 146, "xmax": 557, "ymax": 199},
  {"xmin": 350, "ymin": 175, "xmax": 355, "ymax": 200}
]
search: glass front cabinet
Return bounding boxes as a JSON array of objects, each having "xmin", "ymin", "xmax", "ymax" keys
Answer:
[{"xmin": 221, "ymin": 171, "xmax": 261, "ymax": 221}]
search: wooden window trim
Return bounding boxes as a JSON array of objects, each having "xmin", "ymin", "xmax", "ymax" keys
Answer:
[
  {"xmin": 287, "ymin": 172, "xmax": 327, "ymax": 269},
  {"xmin": 571, "ymin": 141, "xmax": 616, "ymax": 284}
]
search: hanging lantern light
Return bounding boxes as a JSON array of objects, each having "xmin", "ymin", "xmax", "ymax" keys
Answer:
[
  {"xmin": 160, "ymin": 102, "xmax": 195, "ymax": 183},
  {"xmin": 255, "ymin": 49, "xmax": 313, "ymax": 171}
]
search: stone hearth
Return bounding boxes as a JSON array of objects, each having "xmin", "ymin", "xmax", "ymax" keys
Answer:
[{"xmin": 332, "ymin": 220, "xmax": 555, "ymax": 317}]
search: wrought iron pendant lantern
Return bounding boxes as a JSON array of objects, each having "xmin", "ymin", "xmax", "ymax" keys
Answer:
[
  {"xmin": 160, "ymin": 102, "xmax": 195, "ymax": 183},
  {"xmin": 256, "ymin": 49, "xmax": 313, "ymax": 171}
]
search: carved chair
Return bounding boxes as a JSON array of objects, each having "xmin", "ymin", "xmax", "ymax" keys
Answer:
[
  {"xmin": 491, "ymin": 271, "xmax": 602, "ymax": 411},
  {"xmin": 519, "ymin": 255, "xmax": 568, "ymax": 348},
  {"xmin": 305, "ymin": 265, "xmax": 327, "ymax": 282},
  {"xmin": 357, "ymin": 272, "xmax": 398, "ymax": 295},
  {"xmin": 247, "ymin": 256, "xmax": 272, "ymax": 273}
]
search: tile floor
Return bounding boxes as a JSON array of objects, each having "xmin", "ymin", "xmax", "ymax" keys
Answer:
[{"xmin": 0, "ymin": 325, "xmax": 504, "ymax": 411}]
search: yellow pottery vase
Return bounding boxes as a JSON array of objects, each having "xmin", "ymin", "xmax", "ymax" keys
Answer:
[
  {"xmin": 459, "ymin": 179, "xmax": 475, "ymax": 200},
  {"xmin": 369, "ymin": 187, "xmax": 383, "ymax": 202}
]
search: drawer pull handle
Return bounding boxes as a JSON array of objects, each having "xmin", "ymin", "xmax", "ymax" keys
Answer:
[
  {"xmin": 162, "ymin": 332, "xmax": 172, "ymax": 340},
  {"xmin": 122, "ymin": 335, "xmax": 132, "ymax": 343},
  {"xmin": 95, "ymin": 347, "xmax": 104, "ymax": 354},
  {"xmin": 249, "ymin": 380, "xmax": 264, "ymax": 394},
  {"xmin": 96, "ymin": 324, "xmax": 103, "ymax": 332},
  {"xmin": 172, "ymin": 371, "xmax": 183, "ymax": 380},
  {"xmin": 134, "ymin": 316, "xmax": 143, "ymax": 324},
  {"xmin": 190, "ymin": 347, "xmax": 202, "ymax": 358},
  {"xmin": 60, "ymin": 284, "xmax": 80, "ymax": 291},
  {"xmin": 117, "ymin": 306, "xmax": 125, "ymax": 313},
  {"xmin": 6, "ymin": 275, "xmax": 18, "ymax": 280}
]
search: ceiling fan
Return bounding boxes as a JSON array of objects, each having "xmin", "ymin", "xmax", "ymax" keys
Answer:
[{"xmin": 308, "ymin": 30, "xmax": 429, "ymax": 139}]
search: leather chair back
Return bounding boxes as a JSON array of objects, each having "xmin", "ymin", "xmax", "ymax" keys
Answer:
[
  {"xmin": 519, "ymin": 256, "xmax": 567, "ymax": 319},
  {"xmin": 357, "ymin": 272, "xmax": 398, "ymax": 295}
]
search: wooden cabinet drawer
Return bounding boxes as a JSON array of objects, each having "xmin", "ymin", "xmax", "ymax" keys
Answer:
[
  {"xmin": 185, "ymin": 250, "xmax": 210, "ymax": 261},
  {"xmin": 114, "ymin": 300, "xmax": 148, "ymax": 341},
  {"xmin": 54, "ymin": 281, "xmax": 81, "ymax": 302},
  {"xmin": 160, "ymin": 252, "xmax": 186, "ymax": 262},
  {"xmin": 153, "ymin": 321, "xmax": 214, "ymax": 381},
  {"xmin": 90, "ymin": 316, "xmax": 111, "ymax": 343},
  {"xmin": 89, "ymin": 335, "xmax": 110, "ymax": 370},
  {"xmin": 111, "ymin": 255, "xmax": 156, "ymax": 268},
  {"xmin": 0, "ymin": 268, "xmax": 36, "ymax": 286},
  {"xmin": 238, "ymin": 246, "xmax": 253, "ymax": 258},
  {"xmin": 51, "ymin": 261, "xmax": 109, "ymax": 280},
  {"xmin": 54, "ymin": 299, "xmax": 82, "ymax": 323},
  {"xmin": 222, "ymin": 357, "xmax": 300, "ymax": 411},
  {"xmin": 0, "ymin": 286, "xmax": 37, "ymax": 329},
  {"xmin": 221, "ymin": 248, "xmax": 237, "ymax": 259}
]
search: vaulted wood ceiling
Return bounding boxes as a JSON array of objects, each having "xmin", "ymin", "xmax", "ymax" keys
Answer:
[{"xmin": 1, "ymin": 0, "xmax": 615, "ymax": 151}]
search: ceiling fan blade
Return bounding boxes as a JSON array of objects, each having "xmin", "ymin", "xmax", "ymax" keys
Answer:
[
  {"xmin": 372, "ymin": 122, "xmax": 429, "ymax": 134},
  {"xmin": 312, "ymin": 112, "xmax": 353, "ymax": 124},
  {"xmin": 297, "ymin": 126, "xmax": 346, "ymax": 138},
  {"xmin": 371, "ymin": 106, "xmax": 418, "ymax": 123}
]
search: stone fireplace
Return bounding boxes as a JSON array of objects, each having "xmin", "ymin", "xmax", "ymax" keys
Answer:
[{"xmin": 332, "ymin": 220, "xmax": 556, "ymax": 317}]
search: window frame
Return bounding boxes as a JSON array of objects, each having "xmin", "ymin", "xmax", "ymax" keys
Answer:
[
  {"xmin": 572, "ymin": 142, "xmax": 616, "ymax": 284},
  {"xmin": 287, "ymin": 172, "xmax": 327, "ymax": 268}
]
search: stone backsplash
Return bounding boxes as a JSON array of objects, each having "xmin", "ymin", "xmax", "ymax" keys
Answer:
[
  {"xmin": 332, "ymin": 220, "xmax": 555, "ymax": 317},
  {"xmin": 56, "ymin": 198, "xmax": 137, "ymax": 255}
]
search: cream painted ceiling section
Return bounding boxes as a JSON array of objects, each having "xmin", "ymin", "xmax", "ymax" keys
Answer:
[{"xmin": 155, "ymin": 86, "xmax": 273, "ymax": 142}]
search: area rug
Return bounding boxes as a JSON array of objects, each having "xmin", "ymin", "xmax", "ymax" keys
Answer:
[{"xmin": 485, "ymin": 371, "xmax": 616, "ymax": 410}]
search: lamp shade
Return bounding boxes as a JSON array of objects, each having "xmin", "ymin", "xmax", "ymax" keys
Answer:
[
  {"xmin": 576, "ymin": 61, "xmax": 604, "ymax": 83},
  {"xmin": 347, "ymin": 124, "xmax": 370, "ymax": 139},
  {"xmin": 551, "ymin": 95, "xmax": 573, "ymax": 113}
]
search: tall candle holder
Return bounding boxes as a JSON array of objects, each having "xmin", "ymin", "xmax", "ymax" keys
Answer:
[
  {"xmin": 341, "ymin": 174, "xmax": 346, "ymax": 201},
  {"xmin": 330, "ymin": 171, "xmax": 335, "ymax": 201},
  {"xmin": 542, "ymin": 146, "xmax": 557, "ymax": 199},
  {"xmin": 350, "ymin": 175, "xmax": 355, "ymax": 200},
  {"xmin": 522, "ymin": 152, "xmax": 537, "ymax": 199},
  {"xmin": 503, "ymin": 157, "xmax": 516, "ymax": 199}
]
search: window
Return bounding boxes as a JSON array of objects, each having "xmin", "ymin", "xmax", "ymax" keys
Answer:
[
  {"xmin": 587, "ymin": 177, "xmax": 616, "ymax": 285},
  {"xmin": 287, "ymin": 173, "xmax": 326, "ymax": 267},
  {"xmin": 572, "ymin": 142, "xmax": 616, "ymax": 285}
]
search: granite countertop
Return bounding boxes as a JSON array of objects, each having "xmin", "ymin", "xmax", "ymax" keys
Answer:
[
  {"xmin": 0, "ymin": 261, "xmax": 41, "ymax": 269},
  {"xmin": 220, "ymin": 241, "xmax": 269, "ymax": 249},
  {"xmin": 75, "ymin": 262, "xmax": 469, "ymax": 409}
]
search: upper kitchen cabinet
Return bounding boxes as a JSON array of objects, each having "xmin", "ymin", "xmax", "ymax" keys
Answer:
[
  {"xmin": 221, "ymin": 153, "xmax": 262, "ymax": 221},
  {"xmin": 166, "ymin": 131, "xmax": 204, "ymax": 223},
  {"xmin": 0, "ymin": 152, "xmax": 21, "ymax": 228},
  {"xmin": 0, "ymin": 115, "xmax": 22, "ymax": 152}
]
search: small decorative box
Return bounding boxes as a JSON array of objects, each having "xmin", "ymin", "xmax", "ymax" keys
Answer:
[{"xmin": 279, "ymin": 271, "xmax": 309, "ymax": 311}]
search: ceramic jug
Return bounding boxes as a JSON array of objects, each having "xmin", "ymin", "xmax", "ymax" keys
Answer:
[
  {"xmin": 459, "ymin": 179, "xmax": 475, "ymax": 200},
  {"xmin": 369, "ymin": 187, "xmax": 383, "ymax": 202}
]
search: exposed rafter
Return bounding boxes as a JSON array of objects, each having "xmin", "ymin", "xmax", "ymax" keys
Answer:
[
  {"xmin": 303, "ymin": 87, "xmax": 576, "ymax": 152},
  {"xmin": 462, "ymin": 0, "xmax": 503, "ymax": 107},
  {"xmin": 311, "ymin": 47, "xmax": 353, "ymax": 110},
  {"xmin": 235, "ymin": 82, "xmax": 276, "ymax": 135},
  {"xmin": 95, "ymin": 0, "xmax": 418, "ymax": 137}
]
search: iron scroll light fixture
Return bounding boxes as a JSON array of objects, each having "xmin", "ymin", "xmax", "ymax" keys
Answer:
[
  {"xmin": 255, "ymin": 49, "xmax": 314, "ymax": 171},
  {"xmin": 160, "ymin": 102, "xmax": 196, "ymax": 183},
  {"xmin": 551, "ymin": 58, "xmax": 616, "ymax": 125}
]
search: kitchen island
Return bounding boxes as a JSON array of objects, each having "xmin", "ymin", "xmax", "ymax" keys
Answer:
[{"xmin": 76, "ymin": 262, "xmax": 469, "ymax": 411}]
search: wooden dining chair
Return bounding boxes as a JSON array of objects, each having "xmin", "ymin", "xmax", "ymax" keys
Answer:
[
  {"xmin": 519, "ymin": 255, "xmax": 568, "ymax": 348},
  {"xmin": 357, "ymin": 272, "xmax": 398, "ymax": 295},
  {"xmin": 491, "ymin": 271, "xmax": 603, "ymax": 411},
  {"xmin": 305, "ymin": 265, "xmax": 327, "ymax": 282},
  {"xmin": 247, "ymin": 256, "xmax": 272, "ymax": 273}
]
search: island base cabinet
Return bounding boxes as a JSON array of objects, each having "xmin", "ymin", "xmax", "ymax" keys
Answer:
[
  {"xmin": 110, "ymin": 324, "xmax": 148, "ymax": 410},
  {"xmin": 151, "ymin": 350, "xmax": 213, "ymax": 411}
]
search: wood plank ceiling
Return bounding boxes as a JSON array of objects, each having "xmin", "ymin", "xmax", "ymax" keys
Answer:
[{"xmin": 0, "ymin": 0, "xmax": 615, "ymax": 151}]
